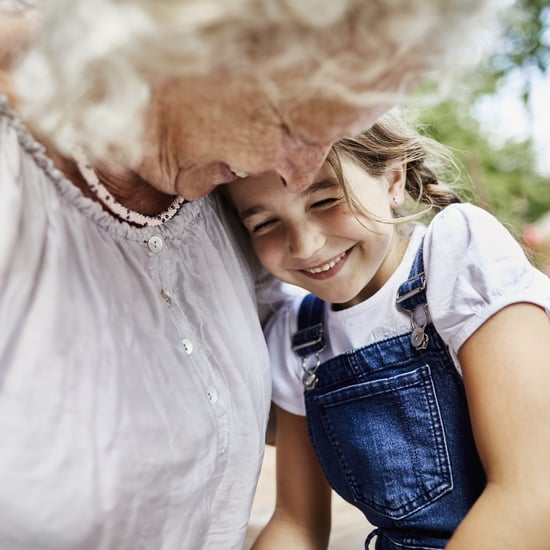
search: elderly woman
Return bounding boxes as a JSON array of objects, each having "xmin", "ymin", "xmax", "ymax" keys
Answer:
[{"xmin": 0, "ymin": 1, "xmax": 501, "ymax": 549}]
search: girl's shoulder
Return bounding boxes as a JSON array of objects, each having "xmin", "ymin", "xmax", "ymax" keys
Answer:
[
  {"xmin": 424, "ymin": 202, "xmax": 528, "ymax": 270},
  {"xmin": 423, "ymin": 203, "xmax": 550, "ymax": 358},
  {"xmin": 427, "ymin": 202, "xmax": 510, "ymax": 241}
]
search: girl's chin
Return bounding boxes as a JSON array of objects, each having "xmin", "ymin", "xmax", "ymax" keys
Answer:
[{"xmin": 301, "ymin": 289, "xmax": 361, "ymax": 310}]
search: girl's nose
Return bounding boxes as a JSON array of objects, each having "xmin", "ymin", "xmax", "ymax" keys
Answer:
[{"xmin": 288, "ymin": 222, "xmax": 325, "ymax": 260}]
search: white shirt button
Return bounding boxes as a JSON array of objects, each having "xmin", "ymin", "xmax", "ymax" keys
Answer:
[
  {"xmin": 181, "ymin": 339, "xmax": 193, "ymax": 355},
  {"xmin": 206, "ymin": 387, "xmax": 218, "ymax": 404},
  {"xmin": 147, "ymin": 235, "xmax": 164, "ymax": 253},
  {"xmin": 160, "ymin": 289, "xmax": 172, "ymax": 306}
]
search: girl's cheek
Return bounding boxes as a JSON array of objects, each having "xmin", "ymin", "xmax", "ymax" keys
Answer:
[
  {"xmin": 255, "ymin": 238, "xmax": 282, "ymax": 272},
  {"xmin": 252, "ymin": 239, "xmax": 271, "ymax": 266}
]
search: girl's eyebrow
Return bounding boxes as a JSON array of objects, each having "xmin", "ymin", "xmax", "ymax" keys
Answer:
[
  {"xmin": 303, "ymin": 178, "xmax": 339, "ymax": 197},
  {"xmin": 239, "ymin": 178, "xmax": 339, "ymax": 222},
  {"xmin": 240, "ymin": 204, "xmax": 267, "ymax": 223}
]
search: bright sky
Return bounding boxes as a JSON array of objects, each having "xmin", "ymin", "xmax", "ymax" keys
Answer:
[
  {"xmin": 473, "ymin": 70, "xmax": 550, "ymax": 176},
  {"xmin": 472, "ymin": 3, "xmax": 550, "ymax": 176}
]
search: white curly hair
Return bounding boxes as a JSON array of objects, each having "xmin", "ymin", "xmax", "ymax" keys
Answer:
[{"xmin": 10, "ymin": 0, "xmax": 505, "ymax": 162}]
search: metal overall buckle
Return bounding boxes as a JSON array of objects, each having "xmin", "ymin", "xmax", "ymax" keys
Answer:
[
  {"xmin": 292, "ymin": 324, "xmax": 326, "ymax": 390},
  {"xmin": 300, "ymin": 348, "xmax": 326, "ymax": 390},
  {"xmin": 410, "ymin": 303, "xmax": 430, "ymax": 351},
  {"xmin": 396, "ymin": 272, "xmax": 430, "ymax": 351}
]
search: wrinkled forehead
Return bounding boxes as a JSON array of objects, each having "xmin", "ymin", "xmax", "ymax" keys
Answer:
[
  {"xmin": 269, "ymin": 79, "xmax": 400, "ymax": 146},
  {"xmin": 214, "ymin": 63, "xmax": 408, "ymax": 146}
]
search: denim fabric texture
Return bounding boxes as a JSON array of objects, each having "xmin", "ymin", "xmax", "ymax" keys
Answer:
[{"xmin": 291, "ymin": 242, "xmax": 486, "ymax": 549}]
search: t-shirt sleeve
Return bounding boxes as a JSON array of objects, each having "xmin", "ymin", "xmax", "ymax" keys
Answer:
[
  {"xmin": 424, "ymin": 203, "xmax": 550, "ymax": 358},
  {"xmin": 264, "ymin": 292, "xmax": 308, "ymax": 416}
]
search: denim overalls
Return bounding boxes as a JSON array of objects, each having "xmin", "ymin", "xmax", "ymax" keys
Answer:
[{"xmin": 291, "ymin": 242, "xmax": 486, "ymax": 549}]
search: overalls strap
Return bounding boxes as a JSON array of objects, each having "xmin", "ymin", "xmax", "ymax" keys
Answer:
[
  {"xmin": 291, "ymin": 294, "xmax": 327, "ymax": 390},
  {"xmin": 396, "ymin": 239, "xmax": 426, "ymax": 312},
  {"xmin": 291, "ymin": 293, "xmax": 326, "ymax": 358}
]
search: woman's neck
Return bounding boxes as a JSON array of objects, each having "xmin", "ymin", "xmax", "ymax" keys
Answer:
[{"xmin": 45, "ymin": 141, "xmax": 178, "ymax": 218}]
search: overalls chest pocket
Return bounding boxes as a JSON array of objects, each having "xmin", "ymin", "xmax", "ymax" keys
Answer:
[{"xmin": 307, "ymin": 361, "xmax": 453, "ymax": 521}]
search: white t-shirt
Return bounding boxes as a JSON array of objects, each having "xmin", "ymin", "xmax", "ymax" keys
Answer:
[
  {"xmin": 0, "ymin": 96, "xmax": 272, "ymax": 549},
  {"xmin": 267, "ymin": 203, "xmax": 550, "ymax": 416}
]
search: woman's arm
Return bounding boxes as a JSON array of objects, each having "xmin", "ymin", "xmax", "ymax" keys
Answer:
[
  {"xmin": 448, "ymin": 302, "xmax": 550, "ymax": 549},
  {"xmin": 253, "ymin": 405, "xmax": 332, "ymax": 549}
]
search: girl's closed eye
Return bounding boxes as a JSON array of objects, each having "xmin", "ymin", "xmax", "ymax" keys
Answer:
[
  {"xmin": 311, "ymin": 196, "xmax": 343, "ymax": 209},
  {"xmin": 306, "ymin": 178, "xmax": 345, "ymax": 210},
  {"xmin": 249, "ymin": 217, "xmax": 278, "ymax": 235}
]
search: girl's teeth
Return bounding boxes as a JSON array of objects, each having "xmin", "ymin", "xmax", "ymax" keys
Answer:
[{"xmin": 306, "ymin": 252, "xmax": 345, "ymax": 274}]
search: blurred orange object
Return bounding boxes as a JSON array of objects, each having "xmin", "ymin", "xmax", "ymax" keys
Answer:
[{"xmin": 523, "ymin": 211, "xmax": 550, "ymax": 276}]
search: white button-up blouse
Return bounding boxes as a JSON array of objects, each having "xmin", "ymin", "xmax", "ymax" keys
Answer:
[{"xmin": 0, "ymin": 96, "xmax": 272, "ymax": 549}]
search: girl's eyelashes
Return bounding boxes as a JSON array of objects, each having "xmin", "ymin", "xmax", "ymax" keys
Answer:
[
  {"xmin": 249, "ymin": 218, "xmax": 277, "ymax": 234},
  {"xmin": 310, "ymin": 195, "xmax": 344, "ymax": 209}
]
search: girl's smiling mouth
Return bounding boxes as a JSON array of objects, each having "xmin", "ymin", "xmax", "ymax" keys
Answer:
[{"xmin": 300, "ymin": 249, "xmax": 351, "ymax": 279}]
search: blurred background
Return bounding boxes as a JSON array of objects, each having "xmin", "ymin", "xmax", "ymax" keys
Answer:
[{"xmin": 414, "ymin": 0, "xmax": 550, "ymax": 274}]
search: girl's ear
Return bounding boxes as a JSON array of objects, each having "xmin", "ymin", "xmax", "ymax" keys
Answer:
[{"xmin": 385, "ymin": 160, "xmax": 407, "ymax": 209}]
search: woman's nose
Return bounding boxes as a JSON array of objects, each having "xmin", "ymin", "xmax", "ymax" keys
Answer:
[{"xmin": 276, "ymin": 140, "xmax": 331, "ymax": 193}]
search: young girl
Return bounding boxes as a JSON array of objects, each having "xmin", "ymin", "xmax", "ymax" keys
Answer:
[{"xmin": 227, "ymin": 111, "xmax": 550, "ymax": 549}]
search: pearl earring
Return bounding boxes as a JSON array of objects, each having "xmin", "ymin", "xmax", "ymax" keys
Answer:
[{"xmin": 392, "ymin": 195, "xmax": 401, "ymax": 206}]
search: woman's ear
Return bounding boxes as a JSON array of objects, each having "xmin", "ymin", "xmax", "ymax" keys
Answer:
[{"xmin": 385, "ymin": 160, "xmax": 407, "ymax": 209}]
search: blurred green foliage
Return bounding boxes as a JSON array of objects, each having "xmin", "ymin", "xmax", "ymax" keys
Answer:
[{"xmin": 412, "ymin": 0, "xmax": 550, "ymax": 238}]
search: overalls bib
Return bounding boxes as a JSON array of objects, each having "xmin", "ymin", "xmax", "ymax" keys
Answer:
[{"xmin": 291, "ymin": 243, "xmax": 486, "ymax": 549}]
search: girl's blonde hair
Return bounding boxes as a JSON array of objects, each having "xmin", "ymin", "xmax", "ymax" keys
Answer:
[{"xmin": 327, "ymin": 109, "xmax": 463, "ymax": 227}]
